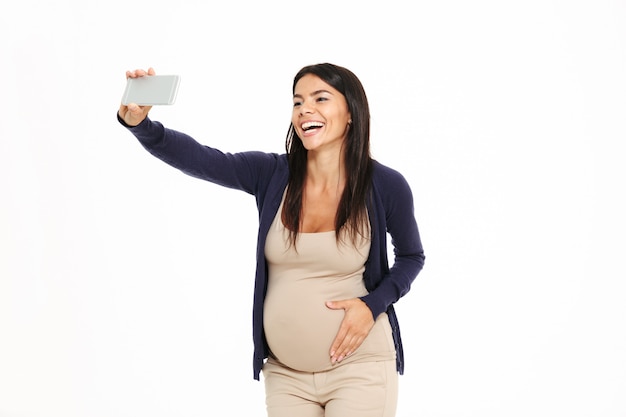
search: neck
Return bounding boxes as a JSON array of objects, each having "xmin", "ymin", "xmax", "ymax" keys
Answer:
[{"xmin": 306, "ymin": 151, "xmax": 345, "ymax": 193}]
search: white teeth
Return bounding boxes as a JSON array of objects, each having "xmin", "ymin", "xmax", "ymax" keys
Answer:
[{"xmin": 302, "ymin": 121, "xmax": 324, "ymax": 130}]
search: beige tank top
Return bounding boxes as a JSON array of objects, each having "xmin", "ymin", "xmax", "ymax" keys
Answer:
[{"xmin": 263, "ymin": 195, "xmax": 396, "ymax": 372}]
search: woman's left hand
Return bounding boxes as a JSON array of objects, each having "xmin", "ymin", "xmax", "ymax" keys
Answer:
[{"xmin": 326, "ymin": 298, "xmax": 375, "ymax": 364}]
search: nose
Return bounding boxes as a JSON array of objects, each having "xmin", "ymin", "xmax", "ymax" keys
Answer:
[{"xmin": 299, "ymin": 100, "xmax": 314, "ymax": 116}]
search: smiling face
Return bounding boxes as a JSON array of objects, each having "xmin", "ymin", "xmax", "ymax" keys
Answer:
[{"xmin": 292, "ymin": 74, "xmax": 352, "ymax": 153}]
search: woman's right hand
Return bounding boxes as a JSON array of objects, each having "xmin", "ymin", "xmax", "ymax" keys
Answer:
[{"xmin": 118, "ymin": 67, "xmax": 155, "ymax": 126}]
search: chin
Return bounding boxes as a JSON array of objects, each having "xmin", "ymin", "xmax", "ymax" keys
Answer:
[{"xmin": 300, "ymin": 137, "xmax": 321, "ymax": 150}]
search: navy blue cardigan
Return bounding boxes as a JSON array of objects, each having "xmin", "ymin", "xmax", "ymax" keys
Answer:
[{"xmin": 120, "ymin": 116, "xmax": 425, "ymax": 380}]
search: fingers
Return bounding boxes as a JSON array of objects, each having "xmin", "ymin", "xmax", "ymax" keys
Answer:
[
  {"xmin": 118, "ymin": 102, "xmax": 153, "ymax": 127},
  {"xmin": 126, "ymin": 67, "xmax": 156, "ymax": 79},
  {"xmin": 327, "ymin": 299, "xmax": 375, "ymax": 364},
  {"xmin": 331, "ymin": 331, "xmax": 366, "ymax": 364},
  {"xmin": 130, "ymin": 102, "xmax": 153, "ymax": 124}
]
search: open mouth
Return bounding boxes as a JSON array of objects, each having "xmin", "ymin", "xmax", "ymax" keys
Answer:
[{"xmin": 301, "ymin": 121, "xmax": 325, "ymax": 132}]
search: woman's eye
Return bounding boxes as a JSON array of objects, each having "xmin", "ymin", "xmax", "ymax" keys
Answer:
[
  {"xmin": 293, "ymin": 102, "xmax": 302, "ymax": 107},
  {"xmin": 316, "ymin": 97, "xmax": 328, "ymax": 102}
]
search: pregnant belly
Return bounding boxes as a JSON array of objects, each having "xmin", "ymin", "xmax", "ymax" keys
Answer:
[{"xmin": 264, "ymin": 293, "xmax": 345, "ymax": 372}]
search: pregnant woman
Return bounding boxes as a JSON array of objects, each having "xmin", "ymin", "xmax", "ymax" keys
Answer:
[{"xmin": 117, "ymin": 62, "xmax": 425, "ymax": 417}]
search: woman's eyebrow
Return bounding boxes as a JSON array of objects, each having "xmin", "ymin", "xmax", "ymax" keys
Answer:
[{"xmin": 293, "ymin": 89, "xmax": 333, "ymax": 99}]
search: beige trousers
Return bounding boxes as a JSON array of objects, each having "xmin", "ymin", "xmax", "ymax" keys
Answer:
[{"xmin": 262, "ymin": 358, "xmax": 398, "ymax": 417}]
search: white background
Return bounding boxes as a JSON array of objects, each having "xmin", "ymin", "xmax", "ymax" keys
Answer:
[{"xmin": 1, "ymin": 1, "xmax": 625, "ymax": 416}]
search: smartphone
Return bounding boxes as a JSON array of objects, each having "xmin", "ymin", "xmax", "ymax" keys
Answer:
[{"xmin": 121, "ymin": 74, "xmax": 181, "ymax": 105}]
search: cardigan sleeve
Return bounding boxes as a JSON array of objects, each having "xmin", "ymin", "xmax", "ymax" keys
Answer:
[
  {"xmin": 360, "ymin": 165, "xmax": 425, "ymax": 319},
  {"xmin": 118, "ymin": 114, "xmax": 280, "ymax": 195}
]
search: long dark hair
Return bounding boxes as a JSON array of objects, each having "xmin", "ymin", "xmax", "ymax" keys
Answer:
[{"xmin": 283, "ymin": 63, "xmax": 373, "ymax": 246}]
